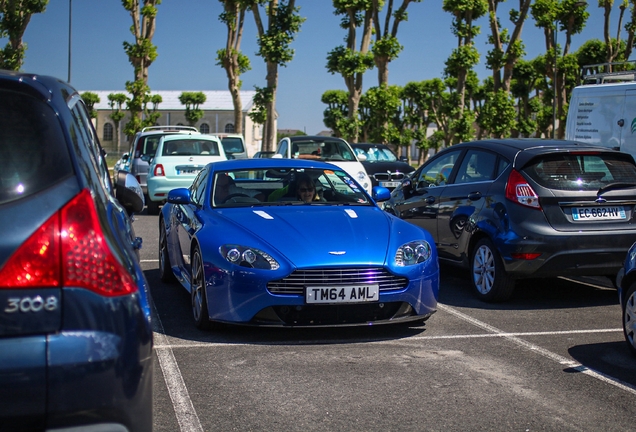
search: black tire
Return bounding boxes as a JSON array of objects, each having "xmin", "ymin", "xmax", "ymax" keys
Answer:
[
  {"xmin": 191, "ymin": 248, "xmax": 212, "ymax": 330},
  {"xmin": 470, "ymin": 238, "xmax": 515, "ymax": 302},
  {"xmin": 159, "ymin": 218, "xmax": 176, "ymax": 283},
  {"xmin": 623, "ymin": 283, "xmax": 636, "ymax": 357},
  {"xmin": 147, "ymin": 199, "xmax": 160, "ymax": 215}
]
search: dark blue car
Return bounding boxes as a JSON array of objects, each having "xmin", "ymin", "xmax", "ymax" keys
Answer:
[{"xmin": 0, "ymin": 71, "xmax": 153, "ymax": 431}]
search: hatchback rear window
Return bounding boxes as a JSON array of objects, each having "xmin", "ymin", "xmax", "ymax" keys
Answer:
[
  {"xmin": 162, "ymin": 139, "xmax": 220, "ymax": 156},
  {"xmin": 221, "ymin": 137, "xmax": 245, "ymax": 153},
  {"xmin": 0, "ymin": 89, "xmax": 73, "ymax": 204},
  {"xmin": 523, "ymin": 153, "xmax": 636, "ymax": 191}
]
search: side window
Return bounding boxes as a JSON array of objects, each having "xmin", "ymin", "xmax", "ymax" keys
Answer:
[
  {"xmin": 278, "ymin": 140, "xmax": 288, "ymax": 157},
  {"xmin": 70, "ymin": 98, "xmax": 112, "ymax": 193},
  {"xmin": 417, "ymin": 150, "xmax": 462, "ymax": 187},
  {"xmin": 191, "ymin": 168, "xmax": 209, "ymax": 205},
  {"xmin": 455, "ymin": 150, "xmax": 497, "ymax": 184}
]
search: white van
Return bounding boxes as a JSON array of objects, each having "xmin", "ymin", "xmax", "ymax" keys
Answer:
[{"xmin": 565, "ymin": 66, "xmax": 636, "ymax": 158}]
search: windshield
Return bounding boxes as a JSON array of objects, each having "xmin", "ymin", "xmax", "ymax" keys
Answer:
[
  {"xmin": 354, "ymin": 146, "xmax": 398, "ymax": 162},
  {"xmin": 290, "ymin": 139, "xmax": 357, "ymax": 162},
  {"xmin": 212, "ymin": 167, "xmax": 371, "ymax": 207}
]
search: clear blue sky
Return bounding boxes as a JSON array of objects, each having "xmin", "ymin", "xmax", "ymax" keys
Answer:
[{"xmin": 9, "ymin": 0, "xmax": 622, "ymax": 135}]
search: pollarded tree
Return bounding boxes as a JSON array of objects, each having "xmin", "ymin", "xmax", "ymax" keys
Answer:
[
  {"xmin": 443, "ymin": 0, "xmax": 488, "ymax": 144},
  {"xmin": 485, "ymin": 0, "xmax": 532, "ymax": 93},
  {"xmin": 217, "ymin": 0, "xmax": 256, "ymax": 135},
  {"xmin": 358, "ymin": 84, "xmax": 402, "ymax": 144},
  {"xmin": 321, "ymin": 89, "xmax": 350, "ymax": 138},
  {"xmin": 108, "ymin": 93, "xmax": 129, "ymax": 153},
  {"xmin": 179, "ymin": 92, "xmax": 207, "ymax": 127},
  {"xmin": 121, "ymin": 0, "xmax": 161, "ymax": 137},
  {"xmin": 0, "ymin": 0, "xmax": 48, "ymax": 70},
  {"xmin": 251, "ymin": 0, "xmax": 305, "ymax": 152},
  {"xmin": 371, "ymin": 0, "xmax": 422, "ymax": 86},
  {"xmin": 327, "ymin": 0, "xmax": 376, "ymax": 143},
  {"xmin": 81, "ymin": 92, "xmax": 100, "ymax": 119}
]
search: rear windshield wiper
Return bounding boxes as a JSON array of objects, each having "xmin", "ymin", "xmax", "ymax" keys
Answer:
[{"xmin": 597, "ymin": 182, "xmax": 636, "ymax": 195}]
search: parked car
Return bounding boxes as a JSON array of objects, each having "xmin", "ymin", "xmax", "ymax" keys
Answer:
[
  {"xmin": 274, "ymin": 135, "xmax": 373, "ymax": 194},
  {"xmin": 351, "ymin": 143, "xmax": 416, "ymax": 190},
  {"xmin": 159, "ymin": 158, "xmax": 439, "ymax": 329},
  {"xmin": 115, "ymin": 124, "xmax": 200, "ymax": 202},
  {"xmin": 0, "ymin": 71, "xmax": 153, "ymax": 431},
  {"xmin": 383, "ymin": 138, "xmax": 636, "ymax": 302},
  {"xmin": 147, "ymin": 133, "xmax": 227, "ymax": 214},
  {"xmin": 615, "ymin": 244, "xmax": 636, "ymax": 356}
]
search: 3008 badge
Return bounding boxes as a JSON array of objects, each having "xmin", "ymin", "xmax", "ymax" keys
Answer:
[{"xmin": 4, "ymin": 295, "xmax": 58, "ymax": 313}]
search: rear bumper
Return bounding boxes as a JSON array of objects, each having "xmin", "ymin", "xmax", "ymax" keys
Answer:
[{"xmin": 497, "ymin": 230, "xmax": 636, "ymax": 278}]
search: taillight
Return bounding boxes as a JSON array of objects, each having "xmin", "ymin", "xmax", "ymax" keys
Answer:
[
  {"xmin": 154, "ymin": 164, "xmax": 165, "ymax": 176},
  {"xmin": 505, "ymin": 169, "xmax": 541, "ymax": 209},
  {"xmin": 0, "ymin": 189, "xmax": 138, "ymax": 296}
]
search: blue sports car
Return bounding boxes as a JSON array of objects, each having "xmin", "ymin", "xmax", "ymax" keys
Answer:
[{"xmin": 159, "ymin": 158, "xmax": 439, "ymax": 328}]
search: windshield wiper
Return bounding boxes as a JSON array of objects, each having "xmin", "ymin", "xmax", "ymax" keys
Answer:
[{"xmin": 597, "ymin": 182, "xmax": 636, "ymax": 195}]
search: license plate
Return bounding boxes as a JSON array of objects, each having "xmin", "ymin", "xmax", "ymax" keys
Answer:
[
  {"xmin": 306, "ymin": 284, "xmax": 379, "ymax": 304},
  {"xmin": 177, "ymin": 169, "xmax": 200, "ymax": 175},
  {"xmin": 380, "ymin": 181, "xmax": 400, "ymax": 188},
  {"xmin": 571, "ymin": 206, "xmax": 626, "ymax": 221}
]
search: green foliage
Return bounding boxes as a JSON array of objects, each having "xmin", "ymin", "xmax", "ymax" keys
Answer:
[
  {"xmin": 179, "ymin": 92, "xmax": 207, "ymax": 126},
  {"xmin": 321, "ymin": 89, "xmax": 349, "ymax": 136},
  {"xmin": 358, "ymin": 85, "xmax": 402, "ymax": 144},
  {"xmin": 477, "ymin": 89, "xmax": 517, "ymax": 138},
  {"xmin": 108, "ymin": 93, "xmax": 128, "ymax": 123},
  {"xmin": 450, "ymin": 109, "xmax": 475, "ymax": 143},
  {"xmin": 371, "ymin": 36, "xmax": 403, "ymax": 61},
  {"xmin": 0, "ymin": 0, "xmax": 48, "ymax": 70},
  {"xmin": 256, "ymin": 2, "xmax": 305, "ymax": 66},
  {"xmin": 81, "ymin": 92, "xmax": 100, "ymax": 119},
  {"xmin": 248, "ymin": 85, "xmax": 274, "ymax": 125},
  {"xmin": 326, "ymin": 45, "xmax": 375, "ymax": 77}
]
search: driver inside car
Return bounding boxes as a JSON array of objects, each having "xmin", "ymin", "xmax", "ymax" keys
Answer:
[{"xmin": 214, "ymin": 173, "xmax": 263, "ymax": 204}]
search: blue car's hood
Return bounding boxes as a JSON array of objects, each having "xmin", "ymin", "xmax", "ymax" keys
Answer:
[{"xmin": 217, "ymin": 206, "xmax": 392, "ymax": 268}]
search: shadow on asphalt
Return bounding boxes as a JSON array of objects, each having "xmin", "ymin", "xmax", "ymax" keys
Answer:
[
  {"xmin": 438, "ymin": 263, "xmax": 619, "ymax": 311},
  {"xmin": 568, "ymin": 340, "xmax": 636, "ymax": 388},
  {"xmin": 145, "ymin": 268, "xmax": 431, "ymax": 346}
]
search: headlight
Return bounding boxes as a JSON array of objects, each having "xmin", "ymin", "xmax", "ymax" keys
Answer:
[
  {"xmin": 220, "ymin": 245, "xmax": 280, "ymax": 270},
  {"xmin": 356, "ymin": 171, "xmax": 371, "ymax": 190},
  {"xmin": 395, "ymin": 241, "xmax": 432, "ymax": 266}
]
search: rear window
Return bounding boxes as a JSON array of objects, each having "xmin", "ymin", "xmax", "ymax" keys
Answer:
[
  {"xmin": 523, "ymin": 153, "xmax": 636, "ymax": 191},
  {"xmin": 221, "ymin": 137, "xmax": 245, "ymax": 154},
  {"xmin": 0, "ymin": 89, "xmax": 73, "ymax": 204},
  {"xmin": 162, "ymin": 139, "xmax": 220, "ymax": 156}
]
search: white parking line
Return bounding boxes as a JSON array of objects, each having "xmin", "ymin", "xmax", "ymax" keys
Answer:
[
  {"xmin": 152, "ymin": 302, "xmax": 204, "ymax": 432},
  {"xmin": 437, "ymin": 303, "xmax": 636, "ymax": 396}
]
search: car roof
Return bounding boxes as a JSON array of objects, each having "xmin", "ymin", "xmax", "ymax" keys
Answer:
[
  {"xmin": 446, "ymin": 138, "xmax": 633, "ymax": 167},
  {"xmin": 206, "ymin": 157, "xmax": 344, "ymax": 172},
  {"xmin": 161, "ymin": 133, "xmax": 220, "ymax": 142},
  {"xmin": 352, "ymin": 143, "xmax": 392, "ymax": 149},
  {"xmin": 288, "ymin": 135, "xmax": 347, "ymax": 142}
]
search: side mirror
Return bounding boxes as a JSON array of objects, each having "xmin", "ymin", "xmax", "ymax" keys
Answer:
[
  {"xmin": 115, "ymin": 171, "xmax": 145, "ymax": 215},
  {"xmin": 272, "ymin": 154, "xmax": 283, "ymax": 159},
  {"xmin": 167, "ymin": 188, "xmax": 192, "ymax": 205},
  {"xmin": 121, "ymin": 152, "xmax": 130, "ymax": 162},
  {"xmin": 372, "ymin": 186, "xmax": 391, "ymax": 202},
  {"xmin": 357, "ymin": 153, "xmax": 367, "ymax": 162}
]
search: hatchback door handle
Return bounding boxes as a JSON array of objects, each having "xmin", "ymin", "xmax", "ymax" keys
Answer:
[
  {"xmin": 468, "ymin": 192, "xmax": 482, "ymax": 201},
  {"xmin": 425, "ymin": 196, "xmax": 436, "ymax": 204}
]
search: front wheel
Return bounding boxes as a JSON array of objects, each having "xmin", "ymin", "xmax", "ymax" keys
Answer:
[
  {"xmin": 623, "ymin": 283, "xmax": 636, "ymax": 357},
  {"xmin": 159, "ymin": 218, "xmax": 176, "ymax": 283},
  {"xmin": 191, "ymin": 248, "xmax": 212, "ymax": 330},
  {"xmin": 470, "ymin": 238, "xmax": 515, "ymax": 302}
]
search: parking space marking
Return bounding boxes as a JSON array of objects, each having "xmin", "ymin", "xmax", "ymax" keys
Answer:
[
  {"xmin": 437, "ymin": 303, "xmax": 636, "ymax": 396},
  {"xmin": 152, "ymin": 302, "xmax": 204, "ymax": 432}
]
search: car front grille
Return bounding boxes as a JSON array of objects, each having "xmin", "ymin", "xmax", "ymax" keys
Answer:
[
  {"xmin": 267, "ymin": 268, "xmax": 408, "ymax": 295},
  {"xmin": 372, "ymin": 172, "xmax": 408, "ymax": 182}
]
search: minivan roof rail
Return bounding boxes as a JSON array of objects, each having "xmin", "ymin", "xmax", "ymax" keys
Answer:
[
  {"xmin": 580, "ymin": 61, "xmax": 636, "ymax": 84},
  {"xmin": 141, "ymin": 125, "xmax": 198, "ymax": 132}
]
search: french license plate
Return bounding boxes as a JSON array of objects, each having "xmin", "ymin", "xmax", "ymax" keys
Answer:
[
  {"xmin": 380, "ymin": 181, "xmax": 400, "ymax": 188},
  {"xmin": 571, "ymin": 206, "xmax": 626, "ymax": 221},
  {"xmin": 177, "ymin": 168, "xmax": 200, "ymax": 175},
  {"xmin": 306, "ymin": 284, "xmax": 379, "ymax": 304}
]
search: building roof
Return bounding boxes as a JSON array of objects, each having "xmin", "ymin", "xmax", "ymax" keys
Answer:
[{"xmin": 83, "ymin": 90, "xmax": 257, "ymax": 112}]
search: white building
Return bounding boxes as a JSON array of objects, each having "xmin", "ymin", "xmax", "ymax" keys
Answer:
[{"xmin": 85, "ymin": 90, "xmax": 268, "ymax": 157}]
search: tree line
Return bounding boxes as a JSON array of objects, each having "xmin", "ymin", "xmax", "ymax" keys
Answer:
[{"xmin": 1, "ymin": 0, "xmax": 635, "ymax": 162}]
